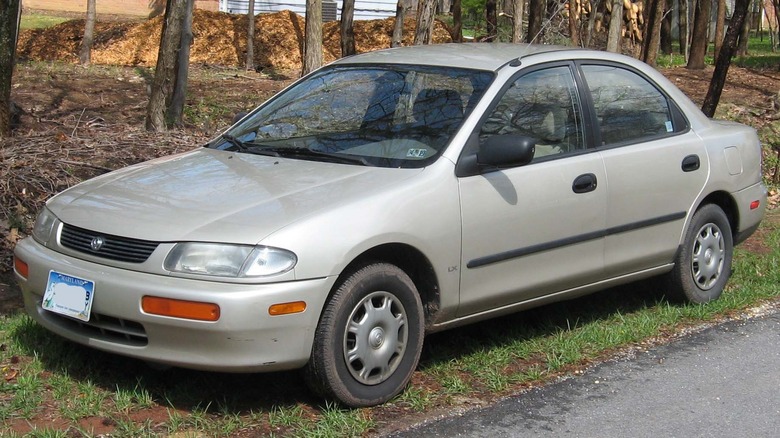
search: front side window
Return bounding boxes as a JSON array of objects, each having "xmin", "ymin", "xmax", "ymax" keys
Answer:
[
  {"xmin": 211, "ymin": 65, "xmax": 493, "ymax": 168},
  {"xmin": 581, "ymin": 64, "xmax": 675, "ymax": 146},
  {"xmin": 480, "ymin": 66, "xmax": 586, "ymax": 161}
]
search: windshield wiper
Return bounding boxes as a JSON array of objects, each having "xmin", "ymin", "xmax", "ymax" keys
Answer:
[
  {"xmin": 221, "ymin": 134, "xmax": 282, "ymax": 157},
  {"xmin": 264, "ymin": 147, "xmax": 370, "ymax": 166},
  {"xmin": 221, "ymin": 134, "xmax": 251, "ymax": 152}
]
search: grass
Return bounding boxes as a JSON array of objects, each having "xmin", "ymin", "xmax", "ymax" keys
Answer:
[
  {"xmin": 1, "ymin": 211, "xmax": 778, "ymax": 436},
  {"xmin": 19, "ymin": 14, "xmax": 70, "ymax": 30}
]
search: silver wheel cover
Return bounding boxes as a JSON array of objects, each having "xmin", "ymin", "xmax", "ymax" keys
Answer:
[
  {"xmin": 343, "ymin": 291, "xmax": 408, "ymax": 385},
  {"xmin": 690, "ymin": 222, "xmax": 725, "ymax": 290}
]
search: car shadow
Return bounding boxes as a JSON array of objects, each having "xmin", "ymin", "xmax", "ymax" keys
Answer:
[{"xmin": 9, "ymin": 277, "xmax": 673, "ymax": 415}]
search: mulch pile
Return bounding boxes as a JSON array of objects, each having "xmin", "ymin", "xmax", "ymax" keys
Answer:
[{"xmin": 16, "ymin": 10, "xmax": 453, "ymax": 71}]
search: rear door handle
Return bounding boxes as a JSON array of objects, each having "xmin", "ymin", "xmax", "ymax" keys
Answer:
[
  {"xmin": 682, "ymin": 154, "xmax": 700, "ymax": 172},
  {"xmin": 572, "ymin": 173, "xmax": 597, "ymax": 194}
]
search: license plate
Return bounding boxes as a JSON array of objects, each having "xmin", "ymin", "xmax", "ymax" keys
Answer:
[{"xmin": 42, "ymin": 271, "xmax": 95, "ymax": 322}]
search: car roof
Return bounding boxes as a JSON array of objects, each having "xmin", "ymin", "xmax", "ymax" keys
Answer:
[
  {"xmin": 333, "ymin": 43, "xmax": 582, "ymax": 71},
  {"xmin": 330, "ymin": 43, "xmax": 575, "ymax": 72}
]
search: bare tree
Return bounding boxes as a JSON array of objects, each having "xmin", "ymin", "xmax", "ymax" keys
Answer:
[
  {"xmin": 526, "ymin": 0, "xmax": 545, "ymax": 43},
  {"xmin": 341, "ymin": 0, "xmax": 356, "ymax": 56},
  {"xmin": 486, "ymin": 0, "xmax": 498, "ymax": 41},
  {"xmin": 246, "ymin": 0, "xmax": 255, "ymax": 71},
  {"xmin": 453, "ymin": 0, "xmax": 463, "ymax": 42},
  {"xmin": 702, "ymin": 0, "xmax": 751, "ymax": 116},
  {"xmin": 606, "ymin": 0, "xmax": 624, "ymax": 53},
  {"xmin": 79, "ymin": 0, "xmax": 97, "ymax": 65},
  {"xmin": 0, "ymin": 0, "xmax": 21, "ymax": 137},
  {"xmin": 736, "ymin": 7, "xmax": 751, "ymax": 56},
  {"xmin": 392, "ymin": 0, "xmax": 407, "ymax": 47},
  {"xmin": 687, "ymin": 0, "xmax": 711, "ymax": 69},
  {"xmin": 303, "ymin": 0, "xmax": 323, "ymax": 75},
  {"xmin": 679, "ymin": 0, "xmax": 689, "ymax": 57},
  {"xmin": 414, "ymin": 0, "xmax": 436, "ymax": 45},
  {"xmin": 512, "ymin": 0, "xmax": 525, "ymax": 43},
  {"xmin": 641, "ymin": 0, "xmax": 665, "ymax": 66},
  {"xmin": 569, "ymin": 0, "xmax": 581, "ymax": 46},
  {"xmin": 661, "ymin": 1, "xmax": 673, "ymax": 54},
  {"xmin": 714, "ymin": 0, "xmax": 726, "ymax": 59},
  {"xmin": 168, "ymin": 0, "xmax": 193, "ymax": 127},
  {"xmin": 145, "ymin": 0, "xmax": 188, "ymax": 131},
  {"xmin": 585, "ymin": 0, "xmax": 601, "ymax": 47}
]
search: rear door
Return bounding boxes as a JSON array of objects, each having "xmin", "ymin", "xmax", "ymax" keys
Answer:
[{"xmin": 578, "ymin": 63, "xmax": 709, "ymax": 277}]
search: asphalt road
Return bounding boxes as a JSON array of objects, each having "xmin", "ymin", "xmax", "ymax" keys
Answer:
[{"xmin": 389, "ymin": 308, "xmax": 780, "ymax": 437}]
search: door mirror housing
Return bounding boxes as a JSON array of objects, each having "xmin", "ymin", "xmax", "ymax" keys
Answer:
[{"xmin": 478, "ymin": 134, "xmax": 536, "ymax": 168}]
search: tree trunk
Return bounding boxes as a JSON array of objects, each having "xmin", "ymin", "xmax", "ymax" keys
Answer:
[
  {"xmin": 641, "ymin": 0, "xmax": 665, "ymax": 66},
  {"xmin": 679, "ymin": 0, "xmax": 689, "ymax": 57},
  {"xmin": 303, "ymin": 0, "xmax": 323, "ymax": 75},
  {"xmin": 79, "ymin": 0, "xmax": 96, "ymax": 65},
  {"xmin": 453, "ymin": 0, "xmax": 463, "ymax": 42},
  {"xmin": 686, "ymin": 0, "xmax": 711, "ymax": 70},
  {"xmin": 168, "ymin": 0, "xmax": 193, "ymax": 128},
  {"xmin": 414, "ymin": 0, "xmax": 436, "ymax": 45},
  {"xmin": 246, "ymin": 0, "xmax": 255, "ymax": 70},
  {"xmin": 714, "ymin": 0, "xmax": 725, "ymax": 60},
  {"xmin": 585, "ymin": 0, "xmax": 601, "ymax": 47},
  {"xmin": 340, "ymin": 0, "xmax": 356, "ymax": 56},
  {"xmin": 661, "ymin": 1, "xmax": 673, "ymax": 54},
  {"xmin": 526, "ymin": 0, "xmax": 545, "ymax": 43},
  {"xmin": 702, "ymin": 0, "xmax": 751, "ymax": 116},
  {"xmin": 392, "ymin": 1, "xmax": 406, "ymax": 47},
  {"xmin": 512, "ymin": 0, "xmax": 524, "ymax": 43},
  {"xmin": 0, "ymin": 0, "xmax": 21, "ymax": 138},
  {"xmin": 606, "ymin": 0, "xmax": 624, "ymax": 53},
  {"xmin": 486, "ymin": 0, "xmax": 497, "ymax": 41},
  {"xmin": 569, "ymin": 0, "xmax": 580, "ymax": 46},
  {"xmin": 736, "ymin": 8, "xmax": 751, "ymax": 56},
  {"xmin": 145, "ymin": 0, "xmax": 187, "ymax": 132}
]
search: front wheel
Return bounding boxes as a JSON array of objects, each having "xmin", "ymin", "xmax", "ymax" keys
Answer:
[
  {"xmin": 304, "ymin": 263, "xmax": 424, "ymax": 407},
  {"xmin": 668, "ymin": 204, "xmax": 733, "ymax": 304}
]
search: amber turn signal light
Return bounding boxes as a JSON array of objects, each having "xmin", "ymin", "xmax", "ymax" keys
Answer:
[
  {"xmin": 269, "ymin": 301, "xmax": 307, "ymax": 316},
  {"xmin": 14, "ymin": 257, "xmax": 29, "ymax": 279},
  {"xmin": 142, "ymin": 296, "xmax": 220, "ymax": 321}
]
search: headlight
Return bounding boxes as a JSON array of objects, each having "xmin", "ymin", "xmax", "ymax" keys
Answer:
[
  {"xmin": 164, "ymin": 243, "xmax": 297, "ymax": 278},
  {"xmin": 32, "ymin": 207, "xmax": 58, "ymax": 246}
]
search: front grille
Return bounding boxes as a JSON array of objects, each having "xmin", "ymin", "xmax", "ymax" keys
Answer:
[
  {"xmin": 60, "ymin": 224, "xmax": 159, "ymax": 263},
  {"xmin": 45, "ymin": 310, "xmax": 148, "ymax": 347}
]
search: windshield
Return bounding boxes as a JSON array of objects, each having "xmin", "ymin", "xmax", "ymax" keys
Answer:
[{"xmin": 209, "ymin": 65, "xmax": 494, "ymax": 168}]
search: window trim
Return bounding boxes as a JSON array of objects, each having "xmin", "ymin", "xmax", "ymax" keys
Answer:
[{"xmin": 574, "ymin": 60, "xmax": 691, "ymax": 150}]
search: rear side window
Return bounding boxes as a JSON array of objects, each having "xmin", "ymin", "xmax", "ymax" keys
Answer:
[{"xmin": 581, "ymin": 65, "xmax": 676, "ymax": 146}]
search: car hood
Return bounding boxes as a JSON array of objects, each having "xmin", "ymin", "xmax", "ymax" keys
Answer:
[{"xmin": 48, "ymin": 148, "xmax": 423, "ymax": 243}]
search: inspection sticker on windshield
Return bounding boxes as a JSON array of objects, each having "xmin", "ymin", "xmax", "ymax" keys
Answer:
[
  {"xmin": 406, "ymin": 148, "xmax": 428, "ymax": 158},
  {"xmin": 42, "ymin": 271, "xmax": 95, "ymax": 322}
]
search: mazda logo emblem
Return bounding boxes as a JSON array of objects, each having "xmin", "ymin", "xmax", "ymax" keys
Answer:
[{"xmin": 90, "ymin": 236, "xmax": 105, "ymax": 251}]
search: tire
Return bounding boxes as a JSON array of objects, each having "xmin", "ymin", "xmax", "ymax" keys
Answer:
[
  {"xmin": 668, "ymin": 204, "xmax": 733, "ymax": 304},
  {"xmin": 304, "ymin": 263, "xmax": 424, "ymax": 407}
]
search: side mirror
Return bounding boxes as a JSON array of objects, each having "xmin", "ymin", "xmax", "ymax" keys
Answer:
[{"xmin": 477, "ymin": 134, "xmax": 536, "ymax": 168}]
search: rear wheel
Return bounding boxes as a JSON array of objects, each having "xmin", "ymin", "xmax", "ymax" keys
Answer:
[
  {"xmin": 305, "ymin": 263, "xmax": 424, "ymax": 407},
  {"xmin": 668, "ymin": 204, "xmax": 733, "ymax": 303}
]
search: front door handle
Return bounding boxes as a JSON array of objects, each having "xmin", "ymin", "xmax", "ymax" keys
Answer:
[
  {"xmin": 572, "ymin": 173, "xmax": 597, "ymax": 194},
  {"xmin": 682, "ymin": 154, "xmax": 700, "ymax": 172}
]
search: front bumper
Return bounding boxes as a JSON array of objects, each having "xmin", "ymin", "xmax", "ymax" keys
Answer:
[{"xmin": 14, "ymin": 237, "xmax": 335, "ymax": 372}]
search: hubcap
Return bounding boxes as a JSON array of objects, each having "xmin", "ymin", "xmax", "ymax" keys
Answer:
[
  {"xmin": 690, "ymin": 222, "xmax": 725, "ymax": 290},
  {"xmin": 343, "ymin": 291, "xmax": 408, "ymax": 385}
]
